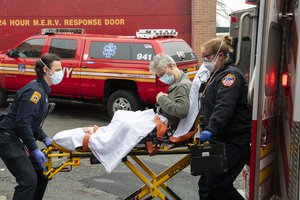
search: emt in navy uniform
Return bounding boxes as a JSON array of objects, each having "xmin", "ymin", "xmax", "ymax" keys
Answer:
[
  {"xmin": 0, "ymin": 53, "xmax": 63, "ymax": 200},
  {"xmin": 198, "ymin": 36, "xmax": 251, "ymax": 200}
]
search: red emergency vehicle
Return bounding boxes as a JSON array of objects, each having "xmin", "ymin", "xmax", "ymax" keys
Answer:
[
  {"xmin": 0, "ymin": 29, "xmax": 198, "ymax": 117},
  {"xmin": 230, "ymin": 0, "xmax": 300, "ymax": 199}
]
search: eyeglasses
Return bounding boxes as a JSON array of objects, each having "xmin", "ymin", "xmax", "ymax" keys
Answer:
[{"xmin": 201, "ymin": 53, "xmax": 214, "ymax": 62}]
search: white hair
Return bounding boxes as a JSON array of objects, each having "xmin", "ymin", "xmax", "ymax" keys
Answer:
[{"xmin": 149, "ymin": 53, "xmax": 177, "ymax": 74}]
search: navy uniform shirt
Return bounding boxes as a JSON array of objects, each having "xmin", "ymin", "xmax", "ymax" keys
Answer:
[
  {"xmin": 201, "ymin": 60, "xmax": 251, "ymax": 145},
  {"xmin": 0, "ymin": 77, "xmax": 51, "ymax": 151}
]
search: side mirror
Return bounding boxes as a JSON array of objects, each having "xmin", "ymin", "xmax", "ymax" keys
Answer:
[{"xmin": 7, "ymin": 49, "xmax": 18, "ymax": 58}]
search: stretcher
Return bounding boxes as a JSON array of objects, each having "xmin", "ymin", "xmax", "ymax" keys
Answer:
[
  {"xmin": 42, "ymin": 66, "xmax": 209, "ymax": 199},
  {"xmin": 42, "ymin": 116, "xmax": 201, "ymax": 200}
]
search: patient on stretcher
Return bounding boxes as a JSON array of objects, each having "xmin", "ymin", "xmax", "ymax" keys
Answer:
[{"xmin": 53, "ymin": 54, "xmax": 209, "ymax": 172}]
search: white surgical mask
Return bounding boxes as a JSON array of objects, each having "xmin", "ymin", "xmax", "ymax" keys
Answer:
[
  {"xmin": 203, "ymin": 58, "xmax": 218, "ymax": 73},
  {"xmin": 203, "ymin": 42, "xmax": 223, "ymax": 73},
  {"xmin": 50, "ymin": 70, "xmax": 63, "ymax": 85},
  {"xmin": 159, "ymin": 73, "xmax": 174, "ymax": 85},
  {"xmin": 41, "ymin": 59, "xmax": 63, "ymax": 85}
]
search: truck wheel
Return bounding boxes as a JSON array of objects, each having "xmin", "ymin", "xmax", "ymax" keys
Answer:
[
  {"xmin": 0, "ymin": 89, "xmax": 8, "ymax": 107},
  {"xmin": 107, "ymin": 90, "xmax": 141, "ymax": 118}
]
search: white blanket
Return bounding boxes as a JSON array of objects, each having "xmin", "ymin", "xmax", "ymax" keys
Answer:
[
  {"xmin": 54, "ymin": 109, "xmax": 159, "ymax": 173},
  {"xmin": 173, "ymin": 64, "xmax": 209, "ymax": 137},
  {"xmin": 88, "ymin": 109, "xmax": 159, "ymax": 173}
]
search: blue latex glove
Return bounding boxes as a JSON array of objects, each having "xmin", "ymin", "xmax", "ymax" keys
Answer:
[
  {"xmin": 43, "ymin": 137, "xmax": 53, "ymax": 148},
  {"xmin": 199, "ymin": 130, "xmax": 213, "ymax": 142},
  {"xmin": 32, "ymin": 149, "xmax": 47, "ymax": 171}
]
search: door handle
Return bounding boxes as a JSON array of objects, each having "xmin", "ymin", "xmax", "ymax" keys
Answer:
[{"xmin": 235, "ymin": 12, "xmax": 251, "ymax": 66}]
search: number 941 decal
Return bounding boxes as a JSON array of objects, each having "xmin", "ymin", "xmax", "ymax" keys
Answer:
[{"xmin": 136, "ymin": 53, "xmax": 152, "ymax": 60}]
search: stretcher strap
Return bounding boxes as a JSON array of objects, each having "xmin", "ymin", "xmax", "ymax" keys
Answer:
[
  {"xmin": 170, "ymin": 113, "xmax": 201, "ymax": 143},
  {"xmin": 82, "ymin": 126, "xmax": 99, "ymax": 151},
  {"xmin": 146, "ymin": 115, "xmax": 168, "ymax": 156},
  {"xmin": 146, "ymin": 141, "xmax": 158, "ymax": 156},
  {"xmin": 169, "ymin": 130, "xmax": 196, "ymax": 143},
  {"xmin": 153, "ymin": 115, "xmax": 168, "ymax": 140},
  {"xmin": 147, "ymin": 115, "xmax": 200, "ymax": 155}
]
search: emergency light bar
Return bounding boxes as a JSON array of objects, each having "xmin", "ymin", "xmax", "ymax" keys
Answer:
[
  {"xmin": 136, "ymin": 29, "xmax": 178, "ymax": 39},
  {"xmin": 41, "ymin": 28, "xmax": 85, "ymax": 35}
]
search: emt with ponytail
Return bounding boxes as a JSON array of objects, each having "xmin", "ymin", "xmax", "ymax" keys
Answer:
[{"xmin": 198, "ymin": 36, "xmax": 251, "ymax": 200}]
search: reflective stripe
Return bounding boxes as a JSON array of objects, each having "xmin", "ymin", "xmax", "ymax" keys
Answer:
[
  {"xmin": 260, "ymin": 152, "xmax": 275, "ymax": 171},
  {"xmin": 72, "ymin": 75, "xmax": 156, "ymax": 82},
  {"xmin": 0, "ymin": 66, "xmax": 35, "ymax": 72},
  {"xmin": 260, "ymin": 143, "xmax": 275, "ymax": 159},
  {"xmin": 0, "ymin": 66, "xmax": 19, "ymax": 71},
  {"xmin": 186, "ymin": 70, "xmax": 197, "ymax": 76},
  {"xmin": 74, "ymin": 67, "xmax": 151, "ymax": 75},
  {"xmin": 259, "ymin": 163, "xmax": 275, "ymax": 184},
  {"xmin": 72, "ymin": 71, "xmax": 155, "ymax": 79},
  {"xmin": 0, "ymin": 64, "xmax": 34, "ymax": 68}
]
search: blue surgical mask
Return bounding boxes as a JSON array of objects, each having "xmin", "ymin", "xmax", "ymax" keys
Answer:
[
  {"xmin": 50, "ymin": 70, "xmax": 63, "ymax": 85},
  {"xmin": 159, "ymin": 73, "xmax": 174, "ymax": 85}
]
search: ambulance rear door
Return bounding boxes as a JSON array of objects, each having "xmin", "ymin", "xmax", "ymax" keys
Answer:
[{"xmin": 230, "ymin": 1, "xmax": 284, "ymax": 199}]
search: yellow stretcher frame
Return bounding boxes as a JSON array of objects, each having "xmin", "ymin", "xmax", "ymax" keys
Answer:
[{"xmin": 43, "ymin": 142, "xmax": 194, "ymax": 200}]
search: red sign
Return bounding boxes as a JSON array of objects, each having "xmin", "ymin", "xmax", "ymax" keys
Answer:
[{"xmin": 0, "ymin": 0, "xmax": 192, "ymax": 51}]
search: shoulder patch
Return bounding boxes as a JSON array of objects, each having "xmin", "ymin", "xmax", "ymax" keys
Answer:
[
  {"xmin": 222, "ymin": 73, "xmax": 236, "ymax": 87},
  {"xmin": 30, "ymin": 91, "xmax": 41, "ymax": 104}
]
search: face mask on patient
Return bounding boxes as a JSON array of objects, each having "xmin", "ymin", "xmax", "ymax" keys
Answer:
[{"xmin": 159, "ymin": 73, "xmax": 174, "ymax": 85}]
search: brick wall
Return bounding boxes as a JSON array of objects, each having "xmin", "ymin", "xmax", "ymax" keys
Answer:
[{"xmin": 192, "ymin": 0, "xmax": 216, "ymax": 60}]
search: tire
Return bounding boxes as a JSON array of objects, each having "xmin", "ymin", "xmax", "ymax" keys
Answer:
[
  {"xmin": 0, "ymin": 89, "xmax": 8, "ymax": 107},
  {"xmin": 107, "ymin": 90, "xmax": 141, "ymax": 118}
]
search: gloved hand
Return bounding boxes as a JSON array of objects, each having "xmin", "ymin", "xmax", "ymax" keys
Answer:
[
  {"xmin": 32, "ymin": 149, "xmax": 47, "ymax": 171},
  {"xmin": 199, "ymin": 130, "xmax": 213, "ymax": 142},
  {"xmin": 43, "ymin": 137, "xmax": 53, "ymax": 147}
]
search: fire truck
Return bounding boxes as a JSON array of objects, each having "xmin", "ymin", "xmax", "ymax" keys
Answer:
[{"xmin": 230, "ymin": 0, "xmax": 300, "ymax": 199}]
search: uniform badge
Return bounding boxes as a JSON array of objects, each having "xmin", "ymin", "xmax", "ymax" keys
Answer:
[
  {"xmin": 222, "ymin": 73, "xmax": 236, "ymax": 87},
  {"xmin": 30, "ymin": 91, "xmax": 41, "ymax": 104},
  {"xmin": 18, "ymin": 63, "xmax": 26, "ymax": 74}
]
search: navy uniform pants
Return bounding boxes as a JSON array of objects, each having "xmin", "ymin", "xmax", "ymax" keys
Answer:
[
  {"xmin": 0, "ymin": 130, "xmax": 48, "ymax": 200},
  {"xmin": 198, "ymin": 142, "xmax": 250, "ymax": 200}
]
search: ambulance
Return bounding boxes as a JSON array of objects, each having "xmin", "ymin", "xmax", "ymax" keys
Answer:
[{"xmin": 229, "ymin": 0, "xmax": 300, "ymax": 199}]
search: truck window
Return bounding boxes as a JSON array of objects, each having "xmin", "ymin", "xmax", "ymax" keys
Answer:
[
  {"xmin": 131, "ymin": 43, "xmax": 155, "ymax": 61},
  {"xmin": 49, "ymin": 39, "xmax": 77, "ymax": 59},
  {"xmin": 15, "ymin": 38, "xmax": 45, "ymax": 58},
  {"xmin": 162, "ymin": 41, "xmax": 197, "ymax": 62},
  {"xmin": 89, "ymin": 42, "xmax": 131, "ymax": 60},
  {"xmin": 231, "ymin": 37, "xmax": 251, "ymax": 83}
]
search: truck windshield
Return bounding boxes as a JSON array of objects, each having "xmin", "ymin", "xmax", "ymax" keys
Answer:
[{"xmin": 162, "ymin": 41, "xmax": 197, "ymax": 62}]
